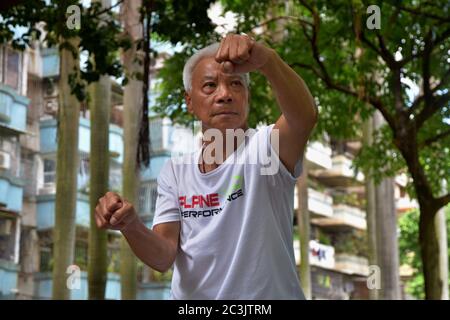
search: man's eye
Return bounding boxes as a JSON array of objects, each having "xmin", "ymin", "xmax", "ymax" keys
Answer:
[
  {"xmin": 231, "ymin": 80, "xmax": 242, "ymax": 86},
  {"xmin": 204, "ymin": 82, "xmax": 216, "ymax": 88}
]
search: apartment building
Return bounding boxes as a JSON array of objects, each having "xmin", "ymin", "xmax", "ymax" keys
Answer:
[
  {"xmin": 294, "ymin": 138, "xmax": 418, "ymax": 299},
  {"xmin": 0, "ymin": 44, "xmax": 29, "ymax": 299}
]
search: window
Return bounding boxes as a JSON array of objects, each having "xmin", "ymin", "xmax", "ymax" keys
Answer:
[
  {"xmin": 150, "ymin": 119, "xmax": 163, "ymax": 152},
  {"xmin": 0, "ymin": 46, "xmax": 21, "ymax": 91},
  {"xmin": 39, "ymin": 246, "xmax": 52, "ymax": 272},
  {"xmin": 150, "ymin": 184, "xmax": 158, "ymax": 213},
  {"xmin": 0, "ymin": 217, "xmax": 17, "ymax": 262},
  {"xmin": 6, "ymin": 48, "xmax": 20, "ymax": 90},
  {"xmin": 43, "ymin": 159, "xmax": 56, "ymax": 184},
  {"xmin": 138, "ymin": 181, "xmax": 158, "ymax": 218},
  {"xmin": 78, "ymin": 155, "xmax": 90, "ymax": 191},
  {"xmin": 74, "ymin": 242, "xmax": 88, "ymax": 270}
]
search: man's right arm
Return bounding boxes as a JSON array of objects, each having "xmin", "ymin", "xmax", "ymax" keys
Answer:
[
  {"xmin": 121, "ymin": 220, "xmax": 180, "ymax": 273},
  {"xmin": 95, "ymin": 191, "xmax": 180, "ymax": 273}
]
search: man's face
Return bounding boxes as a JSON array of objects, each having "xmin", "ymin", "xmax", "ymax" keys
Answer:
[{"xmin": 185, "ymin": 56, "xmax": 249, "ymax": 132}]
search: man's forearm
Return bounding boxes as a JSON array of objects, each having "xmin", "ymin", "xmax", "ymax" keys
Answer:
[
  {"xmin": 121, "ymin": 219, "xmax": 176, "ymax": 272},
  {"xmin": 259, "ymin": 49, "xmax": 317, "ymax": 131}
]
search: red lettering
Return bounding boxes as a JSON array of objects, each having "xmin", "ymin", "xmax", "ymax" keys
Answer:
[
  {"xmin": 192, "ymin": 195, "xmax": 200, "ymax": 208},
  {"xmin": 179, "ymin": 196, "xmax": 186, "ymax": 208},
  {"xmin": 181, "ymin": 194, "xmax": 220, "ymax": 208},
  {"xmin": 200, "ymin": 195, "xmax": 210, "ymax": 207},
  {"xmin": 209, "ymin": 193, "xmax": 219, "ymax": 207}
]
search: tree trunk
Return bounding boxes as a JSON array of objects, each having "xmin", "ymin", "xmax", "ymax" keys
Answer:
[
  {"xmin": 87, "ymin": 0, "xmax": 112, "ymax": 300},
  {"xmin": 88, "ymin": 77, "xmax": 111, "ymax": 299},
  {"xmin": 419, "ymin": 202, "xmax": 443, "ymax": 299},
  {"xmin": 375, "ymin": 177, "xmax": 401, "ymax": 299},
  {"xmin": 435, "ymin": 207, "xmax": 449, "ymax": 299},
  {"xmin": 400, "ymin": 142, "xmax": 447, "ymax": 299},
  {"xmin": 52, "ymin": 36, "xmax": 80, "ymax": 299},
  {"xmin": 120, "ymin": 0, "xmax": 143, "ymax": 300},
  {"xmin": 373, "ymin": 111, "xmax": 401, "ymax": 300},
  {"xmin": 363, "ymin": 116, "xmax": 379, "ymax": 300},
  {"xmin": 296, "ymin": 158, "xmax": 311, "ymax": 299}
]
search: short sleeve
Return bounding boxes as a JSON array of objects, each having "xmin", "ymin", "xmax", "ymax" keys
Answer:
[
  {"xmin": 151, "ymin": 159, "xmax": 181, "ymax": 228},
  {"xmin": 257, "ymin": 124, "xmax": 303, "ymax": 183}
]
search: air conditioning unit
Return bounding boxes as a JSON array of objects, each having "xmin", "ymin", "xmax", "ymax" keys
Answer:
[
  {"xmin": 40, "ymin": 183, "xmax": 56, "ymax": 195},
  {"xmin": 44, "ymin": 98, "xmax": 58, "ymax": 116},
  {"xmin": 0, "ymin": 151, "xmax": 11, "ymax": 170}
]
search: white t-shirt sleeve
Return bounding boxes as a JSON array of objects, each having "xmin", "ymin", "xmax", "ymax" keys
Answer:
[
  {"xmin": 258, "ymin": 124, "xmax": 303, "ymax": 183},
  {"xmin": 152, "ymin": 159, "xmax": 181, "ymax": 228}
]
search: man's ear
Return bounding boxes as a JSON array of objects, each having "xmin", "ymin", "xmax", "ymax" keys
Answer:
[{"xmin": 185, "ymin": 92, "xmax": 194, "ymax": 114}]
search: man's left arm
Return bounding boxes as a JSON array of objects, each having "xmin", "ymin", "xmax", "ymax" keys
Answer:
[{"xmin": 259, "ymin": 49, "xmax": 318, "ymax": 175}]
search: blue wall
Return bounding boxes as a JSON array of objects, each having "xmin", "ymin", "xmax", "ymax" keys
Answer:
[
  {"xmin": 36, "ymin": 193, "xmax": 90, "ymax": 230},
  {"xmin": 0, "ymin": 259, "xmax": 19, "ymax": 299},
  {"xmin": 0, "ymin": 84, "xmax": 29, "ymax": 133},
  {"xmin": 0, "ymin": 174, "xmax": 24, "ymax": 212},
  {"xmin": 34, "ymin": 271, "xmax": 121, "ymax": 300},
  {"xmin": 40, "ymin": 118, "xmax": 124, "ymax": 163},
  {"xmin": 42, "ymin": 47, "xmax": 59, "ymax": 78}
]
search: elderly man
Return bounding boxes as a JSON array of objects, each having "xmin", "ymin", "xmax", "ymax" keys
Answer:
[{"xmin": 96, "ymin": 33, "xmax": 317, "ymax": 299}]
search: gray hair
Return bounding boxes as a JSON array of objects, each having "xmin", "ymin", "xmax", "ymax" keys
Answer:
[{"xmin": 182, "ymin": 42, "xmax": 250, "ymax": 93}]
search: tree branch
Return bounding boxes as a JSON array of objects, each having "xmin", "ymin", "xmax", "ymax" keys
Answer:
[
  {"xmin": 251, "ymin": 15, "xmax": 313, "ymax": 32},
  {"xmin": 436, "ymin": 193, "xmax": 450, "ymax": 211},
  {"xmin": 297, "ymin": 0, "xmax": 397, "ymax": 131},
  {"xmin": 416, "ymin": 91, "xmax": 450, "ymax": 128},
  {"xmin": 359, "ymin": 31, "xmax": 383, "ymax": 56},
  {"xmin": 88, "ymin": 0, "xmax": 124, "ymax": 18},
  {"xmin": 420, "ymin": 127, "xmax": 450, "ymax": 148},
  {"xmin": 375, "ymin": 31, "xmax": 397, "ymax": 67},
  {"xmin": 398, "ymin": 5, "xmax": 450, "ymax": 24},
  {"xmin": 410, "ymin": 68, "xmax": 450, "ymax": 114}
]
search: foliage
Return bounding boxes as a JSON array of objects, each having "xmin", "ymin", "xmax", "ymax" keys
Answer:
[
  {"xmin": 154, "ymin": 0, "xmax": 449, "ymax": 202},
  {"xmin": 333, "ymin": 230, "xmax": 369, "ymax": 258},
  {"xmin": 0, "ymin": 0, "xmax": 133, "ymax": 100},
  {"xmin": 399, "ymin": 206, "xmax": 450, "ymax": 299},
  {"xmin": 333, "ymin": 192, "xmax": 366, "ymax": 208}
]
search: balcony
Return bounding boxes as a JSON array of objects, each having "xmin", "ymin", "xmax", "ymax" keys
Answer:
[
  {"xmin": 34, "ymin": 271, "xmax": 120, "ymax": 299},
  {"xmin": 309, "ymin": 240, "xmax": 335, "ymax": 269},
  {"xmin": 138, "ymin": 282, "xmax": 171, "ymax": 300},
  {"xmin": 33, "ymin": 271, "xmax": 170, "ymax": 300},
  {"xmin": 41, "ymin": 47, "xmax": 59, "ymax": 78},
  {"xmin": 0, "ymin": 84, "xmax": 29, "ymax": 136},
  {"xmin": 40, "ymin": 118, "xmax": 123, "ymax": 163},
  {"xmin": 311, "ymin": 204, "xmax": 367, "ymax": 231},
  {"xmin": 294, "ymin": 187, "xmax": 333, "ymax": 218},
  {"xmin": 0, "ymin": 259, "xmax": 19, "ymax": 299},
  {"xmin": 396, "ymin": 196, "xmax": 419, "ymax": 213},
  {"xmin": 307, "ymin": 188, "xmax": 333, "ymax": 218},
  {"xmin": 149, "ymin": 118, "xmax": 200, "ymax": 156},
  {"xmin": 305, "ymin": 141, "xmax": 332, "ymax": 170},
  {"xmin": 36, "ymin": 192, "xmax": 90, "ymax": 230},
  {"xmin": 293, "ymin": 240, "xmax": 336, "ymax": 269},
  {"xmin": 313, "ymin": 154, "xmax": 364, "ymax": 187},
  {"xmin": 334, "ymin": 253, "xmax": 369, "ymax": 276},
  {"xmin": 0, "ymin": 171, "xmax": 24, "ymax": 213}
]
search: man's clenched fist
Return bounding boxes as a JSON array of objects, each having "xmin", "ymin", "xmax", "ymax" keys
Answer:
[{"xmin": 95, "ymin": 191, "xmax": 138, "ymax": 231}]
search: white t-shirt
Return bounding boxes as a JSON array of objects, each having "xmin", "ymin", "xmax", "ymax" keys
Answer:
[{"xmin": 152, "ymin": 124, "xmax": 305, "ymax": 300}]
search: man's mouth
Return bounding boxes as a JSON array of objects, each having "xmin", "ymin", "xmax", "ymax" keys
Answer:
[{"xmin": 213, "ymin": 111, "xmax": 238, "ymax": 116}]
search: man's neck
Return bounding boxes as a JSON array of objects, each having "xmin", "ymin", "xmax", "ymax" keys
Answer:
[{"xmin": 199, "ymin": 125, "xmax": 249, "ymax": 173}]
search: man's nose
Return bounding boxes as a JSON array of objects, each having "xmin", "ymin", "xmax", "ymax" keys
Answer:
[{"xmin": 216, "ymin": 84, "xmax": 233, "ymax": 104}]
